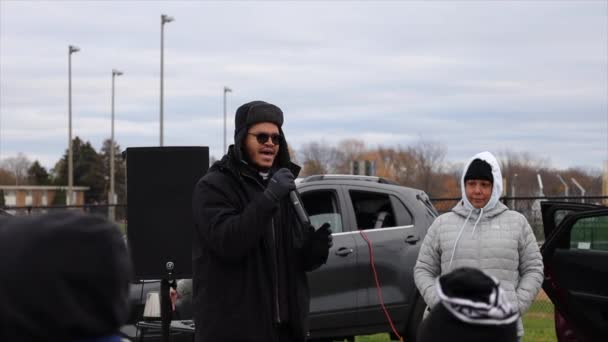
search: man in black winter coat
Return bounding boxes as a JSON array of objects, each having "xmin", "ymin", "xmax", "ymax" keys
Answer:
[{"xmin": 192, "ymin": 100, "xmax": 333, "ymax": 342}]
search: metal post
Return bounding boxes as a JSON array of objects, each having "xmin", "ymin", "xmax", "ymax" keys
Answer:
[
  {"xmin": 557, "ymin": 174, "xmax": 569, "ymax": 200},
  {"xmin": 68, "ymin": 48, "xmax": 72, "ymax": 205},
  {"xmin": 111, "ymin": 72, "xmax": 115, "ymax": 213},
  {"xmin": 511, "ymin": 173, "xmax": 518, "ymax": 209},
  {"xmin": 536, "ymin": 174, "xmax": 544, "ymax": 197},
  {"xmin": 110, "ymin": 69, "xmax": 123, "ymax": 221},
  {"xmin": 160, "ymin": 14, "xmax": 174, "ymax": 147},
  {"xmin": 571, "ymin": 177, "xmax": 586, "ymax": 203},
  {"xmin": 223, "ymin": 86, "xmax": 232, "ymax": 153},
  {"xmin": 160, "ymin": 17, "xmax": 164, "ymax": 147},
  {"xmin": 68, "ymin": 45, "xmax": 79, "ymax": 206}
]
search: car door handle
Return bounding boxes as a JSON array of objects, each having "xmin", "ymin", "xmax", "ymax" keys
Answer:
[
  {"xmin": 404, "ymin": 235, "xmax": 420, "ymax": 244},
  {"xmin": 335, "ymin": 247, "xmax": 354, "ymax": 256}
]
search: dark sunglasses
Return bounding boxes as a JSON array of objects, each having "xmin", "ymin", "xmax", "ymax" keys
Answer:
[{"xmin": 248, "ymin": 132, "xmax": 282, "ymax": 145}]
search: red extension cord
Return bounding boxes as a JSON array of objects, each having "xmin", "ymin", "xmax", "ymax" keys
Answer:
[{"xmin": 359, "ymin": 229, "xmax": 404, "ymax": 342}]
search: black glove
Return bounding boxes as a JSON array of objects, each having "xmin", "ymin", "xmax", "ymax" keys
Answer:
[
  {"xmin": 264, "ymin": 168, "xmax": 296, "ymax": 202},
  {"xmin": 310, "ymin": 222, "xmax": 333, "ymax": 264}
]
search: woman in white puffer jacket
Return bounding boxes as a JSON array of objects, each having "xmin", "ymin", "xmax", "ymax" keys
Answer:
[{"xmin": 414, "ymin": 151, "xmax": 544, "ymax": 341}]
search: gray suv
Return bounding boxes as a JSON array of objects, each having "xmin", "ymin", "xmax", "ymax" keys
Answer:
[{"xmin": 299, "ymin": 175, "xmax": 437, "ymax": 341}]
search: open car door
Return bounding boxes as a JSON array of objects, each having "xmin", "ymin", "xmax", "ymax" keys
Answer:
[{"xmin": 540, "ymin": 201, "xmax": 608, "ymax": 342}]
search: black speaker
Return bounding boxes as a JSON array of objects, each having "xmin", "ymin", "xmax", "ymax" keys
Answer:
[{"xmin": 126, "ymin": 146, "xmax": 209, "ymax": 280}]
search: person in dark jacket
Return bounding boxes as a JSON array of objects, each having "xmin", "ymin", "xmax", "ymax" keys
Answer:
[
  {"xmin": 192, "ymin": 100, "xmax": 333, "ymax": 342},
  {"xmin": 0, "ymin": 212, "xmax": 132, "ymax": 342}
]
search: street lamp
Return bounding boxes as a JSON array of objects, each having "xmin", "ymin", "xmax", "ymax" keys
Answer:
[
  {"xmin": 109, "ymin": 69, "xmax": 123, "ymax": 221},
  {"xmin": 68, "ymin": 45, "xmax": 80, "ymax": 206},
  {"xmin": 160, "ymin": 14, "xmax": 174, "ymax": 146},
  {"xmin": 223, "ymin": 86, "xmax": 232, "ymax": 153}
]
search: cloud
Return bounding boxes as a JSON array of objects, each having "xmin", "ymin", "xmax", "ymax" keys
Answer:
[{"xmin": 0, "ymin": 0, "xmax": 606, "ymax": 171}]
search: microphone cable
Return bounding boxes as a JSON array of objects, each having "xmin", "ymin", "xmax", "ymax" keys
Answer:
[{"xmin": 359, "ymin": 229, "xmax": 404, "ymax": 342}]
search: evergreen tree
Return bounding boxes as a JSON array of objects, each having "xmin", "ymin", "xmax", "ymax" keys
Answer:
[
  {"xmin": 53, "ymin": 137, "xmax": 106, "ymax": 203},
  {"xmin": 27, "ymin": 161, "xmax": 50, "ymax": 185},
  {"xmin": 52, "ymin": 189, "xmax": 66, "ymax": 205}
]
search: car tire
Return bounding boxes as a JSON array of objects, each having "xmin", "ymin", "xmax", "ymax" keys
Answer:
[{"xmin": 403, "ymin": 295, "xmax": 425, "ymax": 342}]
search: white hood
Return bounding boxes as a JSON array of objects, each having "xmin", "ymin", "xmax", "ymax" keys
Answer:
[{"xmin": 460, "ymin": 151, "xmax": 503, "ymax": 212}]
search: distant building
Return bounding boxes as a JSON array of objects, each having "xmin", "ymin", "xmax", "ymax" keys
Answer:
[{"xmin": 0, "ymin": 185, "xmax": 89, "ymax": 207}]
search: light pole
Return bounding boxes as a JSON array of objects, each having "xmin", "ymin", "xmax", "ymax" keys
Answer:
[
  {"xmin": 223, "ymin": 86, "xmax": 232, "ymax": 153},
  {"xmin": 68, "ymin": 45, "xmax": 80, "ymax": 206},
  {"xmin": 160, "ymin": 14, "xmax": 174, "ymax": 146},
  {"xmin": 109, "ymin": 69, "xmax": 123, "ymax": 221}
]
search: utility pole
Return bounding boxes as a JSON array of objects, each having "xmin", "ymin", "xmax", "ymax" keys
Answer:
[{"xmin": 68, "ymin": 45, "xmax": 80, "ymax": 205}]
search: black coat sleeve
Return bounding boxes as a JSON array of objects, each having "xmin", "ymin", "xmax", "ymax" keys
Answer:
[{"xmin": 192, "ymin": 176, "xmax": 277, "ymax": 262}]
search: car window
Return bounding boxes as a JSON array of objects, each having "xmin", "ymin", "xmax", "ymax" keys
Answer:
[
  {"xmin": 349, "ymin": 190, "xmax": 396, "ymax": 230},
  {"xmin": 554, "ymin": 209, "xmax": 574, "ymax": 228},
  {"xmin": 569, "ymin": 214, "xmax": 608, "ymax": 251},
  {"xmin": 300, "ymin": 190, "xmax": 344, "ymax": 233},
  {"xmin": 390, "ymin": 195, "xmax": 413, "ymax": 226}
]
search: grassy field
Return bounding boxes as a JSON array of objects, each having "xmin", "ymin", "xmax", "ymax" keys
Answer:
[
  {"xmin": 521, "ymin": 296, "xmax": 556, "ymax": 342},
  {"xmin": 346, "ymin": 295, "xmax": 558, "ymax": 342}
]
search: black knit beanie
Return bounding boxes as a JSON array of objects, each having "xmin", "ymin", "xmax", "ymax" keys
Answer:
[
  {"xmin": 464, "ymin": 158, "xmax": 494, "ymax": 183},
  {"xmin": 234, "ymin": 100, "xmax": 284, "ymax": 139},
  {"xmin": 417, "ymin": 267, "xmax": 519, "ymax": 342}
]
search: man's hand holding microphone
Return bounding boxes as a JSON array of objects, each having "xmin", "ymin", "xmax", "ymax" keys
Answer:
[
  {"xmin": 264, "ymin": 168, "xmax": 333, "ymax": 264},
  {"xmin": 264, "ymin": 168, "xmax": 296, "ymax": 203}
]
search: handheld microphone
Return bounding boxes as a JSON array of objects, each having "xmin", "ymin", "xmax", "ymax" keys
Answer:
[{"xmin": 289, "ymin": 191, "xmax": 311, "ymax": 226}]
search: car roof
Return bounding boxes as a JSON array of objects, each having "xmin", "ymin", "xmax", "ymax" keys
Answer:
[{"xmin": 297, "ymin": 174, "xmax": 421, "ymax": 196}]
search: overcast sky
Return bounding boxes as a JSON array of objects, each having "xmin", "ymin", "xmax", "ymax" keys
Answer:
[{"xmin": 1, "ymin": 0, "xmax": 607, "ymax": 171}]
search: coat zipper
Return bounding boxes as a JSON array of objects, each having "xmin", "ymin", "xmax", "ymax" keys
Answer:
[
  {"xmin": 271, "ymin": 218, "xmax": 281, "ymax": 324},
  {"xmin": 242, "ymin": 172, "xmax": 282, "ymax": 325}
]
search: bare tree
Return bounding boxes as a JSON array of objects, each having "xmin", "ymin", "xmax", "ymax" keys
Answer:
[
  {"xmin": 407, "ymin": 139, "xmax": 447, "ymax": 196},
  {"xmin": 333, "ymin": 139, "xmax": 366, "ymax": 174},
  {"xmin": 298, "ymin": 141, "xmax": 339, "ymax": 176},
  {"xmin": 287, "ymin": 145, "xmax": 298, "ymax": 165},
  {"xmin": 376, "ymin": 146, "xmax": 417, "ymax": 185},
  {"xmin": 1, "ymin": 153, "xmax": 32, "ymax": 185},
  {"xmin": 0, "ymin": 168, "xmax": 16, "ymax": 185}
]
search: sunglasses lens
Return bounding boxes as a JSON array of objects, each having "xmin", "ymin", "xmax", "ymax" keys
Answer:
[
  {"xmin": 255, "ymin": 133, "xmax": 281, "ymax": 144},
  {"xmin": 256, "ymin": 134, "xmax": 269, "ymax": 144},
  {"xmin": 252, "ymin": 133, "xmax": 281, "ymax": 144}
]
